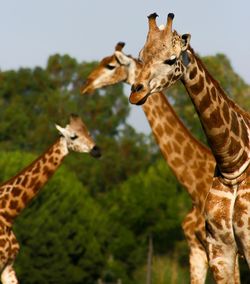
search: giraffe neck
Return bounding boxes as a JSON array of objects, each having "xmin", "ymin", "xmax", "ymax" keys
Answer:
[
  {"xmin": 181, "ymin": 49, "xmax": 250, "ymax": 180},
  {"xmin": 0, "ymin": 137, "xmax": 68, "ymax": 225},
  {"xmin": 142, "ymin": 92, "xmax": 215, "ymax": 208}
]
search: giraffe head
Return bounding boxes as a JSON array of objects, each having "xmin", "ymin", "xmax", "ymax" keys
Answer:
[
  {"xmin": 81, "ymin": 42, "xmax": 139, "ymax": 94},
  {"xmin": 129, "ymin": 13, "xmax": 191, "ymax": 105},
  {"xmin": 55, "ymin": 114, "xmax": 101, "ymax": 158}
]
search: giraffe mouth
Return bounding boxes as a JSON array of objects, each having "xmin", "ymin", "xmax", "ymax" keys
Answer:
[
  {"xmin": 80, "ymin": 86, "xmax": 94, "ymax": 95},
  {"xmin": 80, "ymin": 80, "xmax": 95, "ymax": 95},
  {"xmin": 129, "ymin": 92, "xmax": 150, "ymax": 105},
  {"xmin": 135, "ymin": 94, "xmax": 150, "ymax": 105}
]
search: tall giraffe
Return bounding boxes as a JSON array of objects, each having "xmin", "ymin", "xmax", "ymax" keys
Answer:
[
  {"xmin": 129, "ymin": 13, "xmax": 250, "ymax": 283},
  {"xmin": 80, "ymin": 43, "xmax": 221, "ymax": 283},
  {"xmin": 0, "ymin": 114, "xmax": 101, "ymax": 284}
]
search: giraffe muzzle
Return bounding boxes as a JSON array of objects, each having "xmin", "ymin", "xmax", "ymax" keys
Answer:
[
  {"xmin": 80, "ymin": 79, "xmax": 94, "ymax": 95},
  {"xmin": 129, "ymin": 90, "xmax": 150, "ymax": 105},
  {"xmin": 129, "ymin": 83, "xmax": 150, "ymax": 105},
  {"xmin": 90, "ymin": 145, "xmax": 102, "ymax": 158}
]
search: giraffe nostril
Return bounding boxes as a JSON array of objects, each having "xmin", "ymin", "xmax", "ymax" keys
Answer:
[{"xmin": 131, "ymin": 83, "xmax": 144, "ymax": 93}]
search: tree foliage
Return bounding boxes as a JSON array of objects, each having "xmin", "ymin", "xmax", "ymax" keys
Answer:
[{"xmin": 103, "ymin": 160, "xmax": 191, "ymax": 282}]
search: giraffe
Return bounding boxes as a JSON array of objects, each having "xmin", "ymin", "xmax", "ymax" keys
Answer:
[
  {"xmin": 80, "ymin": 43, "xmax": 221, "ymax": 283},
  {"xmin": 0, "ymin": 114, "xmax": 101, "ymax": 284},
  {"xmin": 129, "ymin": 13, "xmax": 250, "ymax": 283}
]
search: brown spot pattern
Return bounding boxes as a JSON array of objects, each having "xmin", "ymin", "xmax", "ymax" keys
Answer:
[
  {"xmin": 222, "ymin": 102, "xmax": 230, "ymax": 124},
  {"xmin": 199, "ymin": 89, "xmax": 212, "ymax": 113},
  {"xmin": 9, "ymin": 200, "xmax": 18, "ymax": 210},
  {"xmin": 175, "ymin": 132, "xmax": 185, "ymax": 144},
  {"xmin": 21, "ymin": 175, "xmax": 29, "ymax": 187},
  {"xmin": 210, "ymin": 87, "xmax": 216, "ymax": 100},
  {"xmin": 155, "ymin": 124, "xmax": 164, "ymax": 137},
  {"xmin": 240, "ymin": 119, "xmax": 249, "ymax": 145},
  {"xmin": 183, "ymin": 143, "xmax": 193, "ymax": 160},
  {"xmin": 203, "ymin": 107, "xmax": 224, "ymax": 129},
  {"xmin": 196, "ymin": 181, "xmax": 206, "ymax": 194},
  {"xmin": 228, "ymin": 137, "xmax": 241, "ymax": 157},
  {"xmin": 171, "ymin": 157, "xmax": 183, "ymax": 168},
  {"xmin": 172, "ymin": 141, "xmax": 181, "ymax": 154},
  {"xmin": 189, "ymin": 76, "xmax": 204, "ymax": 95},
  {"xmin": 205, "ymin": 73, "xmax": 211, "ymax": 85},
  {"xmin": 21, "ymin": 192, "xmax": 29, "ymax": 204},
  {"xmin": 12, "ymin": 188, "xmax": 21, "ymax": 197},
  {"xmin": 231, "ymin": 111, "xmax": 240, "ymax": 136},
  {"xmin": 160, "ymin": 78, "xmax": 166, "ymax": 85},
  {"xmin": 163, "ymin": 122, "xmax": 174, "ymax": 135},
  {"xmin": 189, "ymin": 67, "xmax": 197, "ymax": 80}
]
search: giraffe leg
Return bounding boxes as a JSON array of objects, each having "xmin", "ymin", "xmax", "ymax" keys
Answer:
[
  {"xmin": 1, "ymin": 263, "xmax": 18, "ymax": 284},
  {"xmin": 207, "ymin": 239, "xmax": 237, "ymax": 284},
  {"xmin": 206, "ymin": 240, "xmax": 240, "ymax": 283},
  {"xmin": 234, "ymin": 224, "xmax": 250, "ymax": 272},
  {"xmin": 0, "ymin": 230, "xmax": 20, "ymax": 284},
  {"xmin": 189, "ymin": 245, "xmax": 208, "ymax": 284},
  {"xmin": 233, "ymin": 254, "xmax": 241, "ymax": 284},
  {"xmin": 205, "ymin": 181, "xmax": 238, "ymax": 283},
  {"xmin": 235, "ymin": 229, "xmax": 250, "ymax": 268},
  {"xmin": 182, "ymin": 208, "xmax": 208, "ymax": 284},
  {"xmin": 233, "ymin": 178, "xmax": 250, "ymax": 271}
]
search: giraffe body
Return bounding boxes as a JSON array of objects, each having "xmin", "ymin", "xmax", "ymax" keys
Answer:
[
  {"xmin": 0, "ymin": 114, "xmax": 100, "ymax": 284},
  {"xmin": 129, "ymin": 13, "xmax": 250, "ymax": 283},
  {"xmin": 81, "ymin": 44, "xmax": 217, "ymax": 283}
]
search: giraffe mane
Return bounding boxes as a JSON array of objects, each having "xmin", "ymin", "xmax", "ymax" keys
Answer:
[{"xmin": 187, "ymin": 47, "xmax": 250, "ymax": 120}]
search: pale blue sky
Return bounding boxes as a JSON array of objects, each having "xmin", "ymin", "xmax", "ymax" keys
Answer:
[{"xmin": 0, "ymin": 1, "xmax": 249, "ymax": 133}]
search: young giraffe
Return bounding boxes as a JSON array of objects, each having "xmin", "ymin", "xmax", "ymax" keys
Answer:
[
  {"xmin": 129, "ymin": 13, "xmax": 250, "ymax": 283},
  {"xmin": 80, "ymin": 43, "xmax": 223, "ymax": 283},
  {"xmin": 0, "ymin": 114, "xmax": 101, "ymax": 284}
]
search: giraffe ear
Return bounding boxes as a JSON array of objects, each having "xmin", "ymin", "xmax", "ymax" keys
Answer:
[
  {"xmin": 181, "ymin": 34, "xmax": 191, "ymax": 51},
  {"xmin": 55, "ymin": 124, "xmax": 68, "ymax": 137},
  {"xmin": 114, "ymin": 51, "xmax": 131, "ymax": 66}
]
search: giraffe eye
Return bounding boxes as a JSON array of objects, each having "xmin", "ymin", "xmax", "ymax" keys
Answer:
[
  {"xmin": 105, "ymin": 64, "xmax": 115, "ymax": 70},
  {"xmin": 70, "ymin": 134, "xmax": 78, "ymax": 140},
  {"xmin": 164, "ymin": 56, "xmax": 177, "ymax": 65}
]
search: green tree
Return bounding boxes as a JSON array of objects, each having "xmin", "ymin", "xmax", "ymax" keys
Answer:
[{"xmin": 104, "ymin": 159, "xmax": 191, "ymax": 282}]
